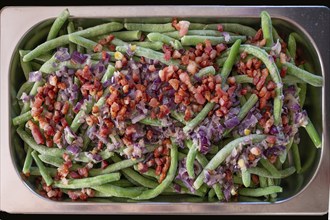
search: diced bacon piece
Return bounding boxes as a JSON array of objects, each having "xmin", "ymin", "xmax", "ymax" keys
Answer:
[{"xmin": 27, "ymin": 120, "xmax": 44, "ymax": 145}]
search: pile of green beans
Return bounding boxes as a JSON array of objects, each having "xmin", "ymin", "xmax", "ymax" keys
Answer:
[{"xmin": 11, "ymin": 9, "xmax": 322, "ymax": 202}]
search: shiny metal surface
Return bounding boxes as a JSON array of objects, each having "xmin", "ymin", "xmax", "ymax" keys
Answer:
[{"xmin": 0, "ymin": 6, "xmax": 329, "ymax": 215}]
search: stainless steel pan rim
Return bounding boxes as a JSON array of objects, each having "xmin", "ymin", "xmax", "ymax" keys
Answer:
[{"xmin": 1, "ymin": 6, "xmax": 328, "ymax": 215}]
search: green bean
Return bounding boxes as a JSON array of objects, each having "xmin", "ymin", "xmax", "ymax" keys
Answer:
[
  {"xmin": 67, "ymin": 21, "xmax": 76, "ymax": 54},
  {"xmin": 128, "ymin": 41, "xmax": 163, "ymax": 51},
  {"xmin": 133, "ymin": 165, "xmax": 206, "ymax": 197},
  {"xmin": 19, "ymin": 49, "xmax": 53, "ymax": 64},
  {"xmin": 16, "ymin": 81, "xmax": 34, "ymax": 100},
  {"xmin": 186, "ymin": 143, "xmax": 198, "ymax": 178},
  {"xmin": 47, "ymin": 9, "xmax": 70, "ymax": 41},
  {"xmin": 31, "ymin": 151, "xmax": 53, "ymax": 186},
  {"xmin": 69, "ymin": 34, "xmax": 98, "ymax": 51},
  {"xmin": 92, "ymin": 184, "xmax": 145, "ymax": 198},
  {"xmin": 242, "ymin": 169, "xmax": 251, "ymax": 188},
  {"xmin": 22, "ymin": 147, "xmax": 33, "ymax": 175},
  {"xmin": 53, "ymin": 173, "xmax": 121, "ymax": 189},
  {"xmin": 12, "ymin": 110, "xmax": 32, "ymax": 126},
  {"xmin": 291, "ymin": 143, "xmax": 302, "ymax": 173},
  {"xmin": 287, "ymin": 33, "xmax": 296, "ymax": 61},
  {"xmin": 110, "ymin": 179, "xmax": 135, "ymax": 187},
  {"xmin": 208, "ymin": 188, "xmax": 216, "ymax": 199},
  {"xmin": 239, "ymin": 186, "xmax": 282, "ymax": 197},
  {"xmin": 132, "ymin": 141, "xmax": 178, "ymax": 200},
  {"xmin": 89, "ymin": 158, "xmax": 143, "ymax": 177},
  {"xmin": 283, "ymin": 62, "xmax": 323, "ymax": 87},
  {"xmin": 76, "ymin": 27, "xmax": 85, "ymax": 53},
  {"xmin": 23, "ymin": 22, "xmax": 123, "ymax": 62},
  {"xmin": 239, "ymin": 44, "xmax": 283, "ymax": 125},
  {"xmin": 213, "ymin": 183, "xmax": 224, "ymax": 200},
  {"xmin": 38, "ymin": 154, "xmax": 80, "ymax": 169},
  {"xmin": 108, "ymin": 30, "xmax": 141, "ymax": 41},
  {"xmin": 70, "ymin": 97, "xmax": 95, "ymax": 133},
  {"xmin": 239, "ymin": 96, "xmax": 247, "ymax": 106},
  {"xmin": 164, "ymin": 30, "xmax": 225, "ymax": 39},
  {"xmin": 17, "ymin": 127, "xmax": 65, "ymax": 157},
  {"xmin": 195, "ymin": 66, "xmax": 216, "ymax": 78},
  {"xmin": 290, "ymin": 32, "xmax": 306, "ymax": 47},
  {"xmin": 170, "ymin": 111, "xmax": 186, "ymax": 125},
  {"xmin": 101, "ymin": 64, "xmax": 115, "ymax": 83},
  {"xmin": 203, "ymin": 23, "xmax": 257, "ymax": 37},
  {"xmin": 279, "ymin": 137, "xmax": 293, "ymax": 164},
  {"xmin": 139, "ymin": 117, "xmax": 164, "ymax": 127},
  {"xmin": 111, "ymin": 154, "xmax": 158, "ymax": 188},
  {"xmin": 282, "ymin": 75, "xmax": 305, "ymax": 84},
  {"xmin": 221, "ymin": 39, "xmax": 241, "ymax": 85},
  {"xmin": 110, "ymin": 38, "xmax": 128, "ymax": 47},
  {"xmin": 267, "ymin": 178, "xmax": 278, "ymax": 199},
  {"xmin": 185, "ymin": 140, "xmax": 208, "ymax": 167},
  {"xmin": 304, "ymin": 117, "xmax": 322, "ymax": 148},
  {"xmin": 260, "ymin": 11, "xmax": 274, "ymax": 47},
  {"xmin": 124, "ymin": 23, "xmax": 175, "ymax": 33},
  {"xmin": 181, "ymin": 35, "xmax": 246, "ymax": 46},
  {"xmin": 298, "ymin": 83, "xmax": 307, "ymax": 107},
  {"xmin": 233, "ymin": 75, "xmax": 253, "ymax": 84},
  {"xmin": 247, "ymin": 166, "xmax": 296, "ymax": 179},
  {"xmin": 147, "ymin": 32, "xmax": 182, "ymax": 50},
  {"xmin": 258, "ymin": 174, "xmax": 267, "ymax": 188},
  {"xmin": 194, "ymin": 134, "xmax": 266, "ymax": 189},
  {"xmin": 183, "ymin": 102, "xmax": 215, "ymax": 134},
  {"xmin": 23, "ymin": 36, "xmax": 69, "ymax": 62},
  {"xmin": 116, "ymin": 45, "xmax": 180, "ymax": 66},
  {"xmin": 259, "ymin": 158, "xmax": 281, "ymax": 177},
  {"xmin": 19, "ymin": 51, "xmax": 33, "ymax": 80},
  {"xmin": 30, "ymin": 166, "xmax": 57, "ymax": 177}
]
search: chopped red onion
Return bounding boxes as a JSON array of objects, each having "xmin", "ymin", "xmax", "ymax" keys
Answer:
[
  {"xmin": 102, "ymin": 79, "xmax": 111, "ymax": 88},
  {"xmin": 71, "ymin": 51, "xmax": 87, "ymax": 64},
  {"xmin": 126, "ymin": 45, "xmax": 135, "ymax": 57},
  {"xmin": 92, "ymin": 153, "xmax": 103, "ymax": 162},
  {"xmin": 268, "ymin": 55, "xmax": 275, "ymax": 63},
  {"xmin": 73, "ymin": 101, "xmax": 83, "ymax": 113},
  {"xmin": 28, "ymin": 71, "xmax": 42, "ymax": 82},
  {"xmin": 271, "ymin": 39, "xmax": 281, "ymax": 56},
  {"xmin": 224, "ymin": 116, "xmax": 240, "ymax": 129},
  {"xmin": 64, "ymin": 126, "xmax": 76, "ymax": 145},
  {"xmin": 131, "ymin": 114, "xmax": 147, "ymax": 124},
  {"xmin": 222, "ymin": 32, "xmax": 231, "ymax": 42},
  {"xmin": 55, "ymin": 47, "xmax": 71, "ymax": 62},
  {"xmin": 20, "ymin": 92, "xmax": 32, "ymax": 103},
  {"xmin": 67, "ymin": 145, "xmax": 81, "ymax": 155}
]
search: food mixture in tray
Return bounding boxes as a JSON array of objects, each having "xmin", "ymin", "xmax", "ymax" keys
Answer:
[{"xmin": 12, "ymin": 9, "xmax": 323, "ymax": 202}]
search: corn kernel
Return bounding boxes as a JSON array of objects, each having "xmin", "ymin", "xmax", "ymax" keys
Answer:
[
  {"xmin": 238, "ymin": 158, "xmax": 246, "ymax": 169},
  {"xmin": 114, "ymin": 51, "xmax": 123, "ymax": 60},
  {"xmin": 231, "ymin": 187, "xmax": 237, "ymax": 196},
  {"xmin": 130, "ymin": 44, "xmax": 137, "ymax": 52},
  {"xmin": 244, "ymin": 128, "xmax": 251, "ymax": 135}
]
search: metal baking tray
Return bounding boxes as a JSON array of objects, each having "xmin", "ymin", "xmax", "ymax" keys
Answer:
[{"xmin": 0, "ymin": 6, "xmax": 329, "ymax": 215}]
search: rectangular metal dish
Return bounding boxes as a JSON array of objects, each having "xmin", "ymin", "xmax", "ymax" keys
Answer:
[{"xmin": 0, "ymin": 6, "xmax": 329, "ymax": 215}]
